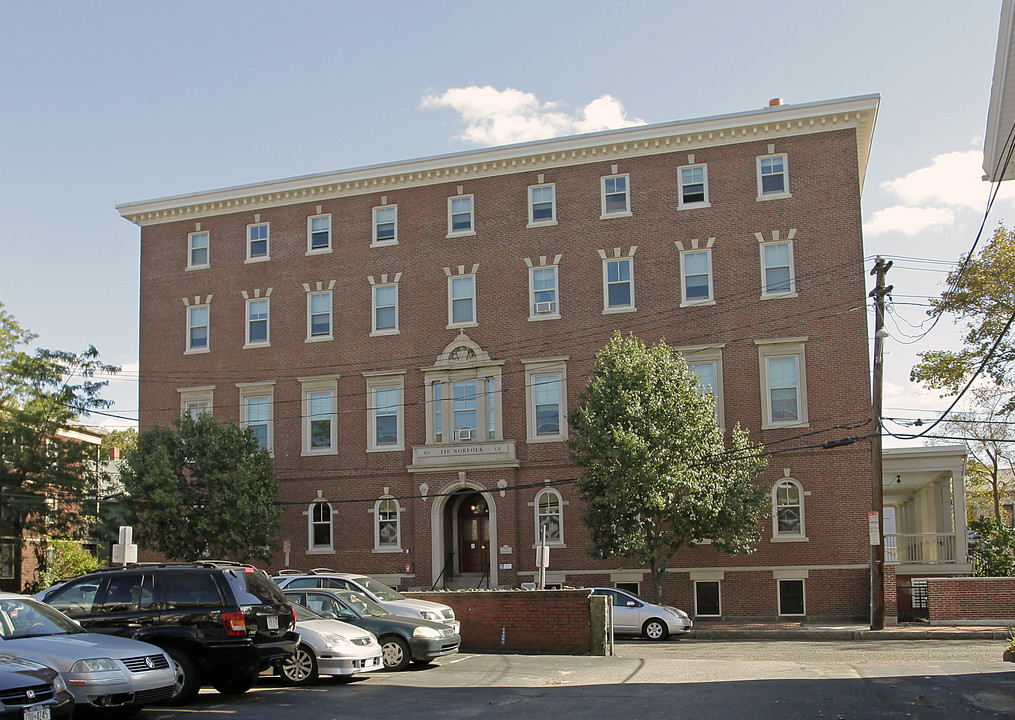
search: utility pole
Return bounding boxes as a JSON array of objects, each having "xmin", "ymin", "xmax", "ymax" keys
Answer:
[{"xmin": 869, "ymin": 257, "xmax": 892, "ymax": 631}]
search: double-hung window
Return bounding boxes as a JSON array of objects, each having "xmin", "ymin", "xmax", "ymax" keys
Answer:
[
  {"xmin": 375, "ymin": 498, "xmax": 401, "ymax": 549},
  {"xmin": 523, "ymin": 358, "xmax": 568, "ymax": 442},
  {"xmin": 680, "ymin": 249, "xmax": 713, "ymax": 304},
  {"xmin": 684, "ymin": 347, "xmax": 724, "ymax": 428},
  {"xmin": 309, "ymin": 500, "xmax": 333, "ymax": 551},
  {"xmin": 247, "ymin": 222, "xmax": 269, "ymax": 261},
  {"xmin": 603, "ymin": 256, "xmax": 635, "ymax": 312},
  {"xmin": 535, "ymin": 489, "xmax": 563, "ymax": 545},
  {"xmin": 757, "ymin": 339, "xmax": 808, "ymax": 428},
  {"xmin": 308, "ymin": 215, "xmax": 331, "ymax": 253},
  {"xmin": 757, "ymin": 153, "xmax": 790, "ymax": 199},
  {"xmin": 448, "ymin": 195, "xmax": 474, "ymax": 236},
  {"xmin": 678, "ymin": 165, "xmax": 709, "ymax": 208},
  {"xmin": 772, "ymin": 479, "xmax": 805, "ymax": 539},
  {"xmin": 528, "ymin": 184, "xmax": 556, "ymax": 225},
  {"xmin": 179, "ymin": 386, "xmax": 214, "ymax": 419},
  {"xmin": 448, "ymin": 274, "xmax": 476, "ymax": 327},
  {"xmin": 237, "ymin": 382, "xmax": 274, "ymax": 453},
  {"xmin": 601, "ymin": 174, "xmax": 631, "ymax": 217},
  {"xmin": 452, "ymin": 381, "xmax": 478, "ymax": 442},
  {"xmin": 186, "ymin": 304, "xmax": 209, "ymax": 353},
  {"xmin": 301, "ymin": 376, "xmax": 339, "ymax": 455},
  {"xmin": 761, "ymin": 241, "xmax": 795, "ymax": 297},
  {"xmin": 307, "ymin": 291, "xmax": 332, "ymax": 341},
  {"xmin": 188, "ymin": 231, "xmax": 209, "ymax": 269},
  {"xmin": 365, "ymin": 373, "xmax": 404, "ymax": 451},
  {"xmin": 372, "ymin": 283, "xmax": 398, "ymax": 334},
  {"xmin": 373, "ymin": 206, "xmax": 397, "ymax": 245},
  {"xmin": 529, "ymin": 266, "xmax": 559, "ymax": 318},
  {"xmin": 245, "ymin": 298, "xmax": 270, "ymax": 347}
]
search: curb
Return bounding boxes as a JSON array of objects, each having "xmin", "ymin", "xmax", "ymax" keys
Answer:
[{"xmin": 689, "ymin": 628, "xmax": 1009, "ymax": 641}]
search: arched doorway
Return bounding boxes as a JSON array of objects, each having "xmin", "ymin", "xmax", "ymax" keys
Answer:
[{"xmin": 457, "ymin": 492, "xmax": 489, "ymax": 574}]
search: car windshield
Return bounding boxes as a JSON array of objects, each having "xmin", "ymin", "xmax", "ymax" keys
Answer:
[
  {"xmin": 224, "ymin": 568, "xmax": 288, "ymax": 605},
  {"xmin": 0, "ymin": 597, "xmax": 85, "ymax": 639},
  {"xmin": 292, "ymin": 604, "xmax": 323, "ymax": 622},
  {"xmin": 333, "ymin": 591, "xmax": 391, "ymax": 617},
  {"xmin": 354, "ymin": 576, "xmax": 405, "ymax": 602}
]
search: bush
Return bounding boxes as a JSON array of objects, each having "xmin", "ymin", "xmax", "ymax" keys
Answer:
[
  {"xmin": 28, "ymin": 538, "xmax": 101, "ymax": 592},
  {"xmin": 968, "ymin": 517, "xmax": 1015, "ymax": 577}
]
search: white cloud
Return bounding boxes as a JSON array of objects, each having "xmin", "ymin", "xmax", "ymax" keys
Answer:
[
  {"xmin": 881, "ymin": 150, "xmax": 997, "ymax": 210},
  {"xmin": 863, "ymin": 205, "xmax": 955, "ymax": 236},
  {"xmin": 421, "ymin": 86, "xmax": 644, "ymax": 145}
]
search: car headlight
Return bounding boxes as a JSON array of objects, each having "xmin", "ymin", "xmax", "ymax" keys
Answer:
[
  {"xmin": 321, "ymin": 632, "xmax": 350, "ymax": 647},
  {"xmin": 52, "ymin": 674, "xmax": 68, "ymax": 694},
  {"xmin": 665, "ymin": 607, "xmax": 689, "ymax": 620},
  {"xmin": 413, "ymin": 626, "xmax": 441, "ymax": 639},
  {"xmin": 71, "ymin": 658, "xmax": 120, "ymax": 673},
  {"xmin": 419, "ymin": 611, "xmax": 441, "ymax": 621}
]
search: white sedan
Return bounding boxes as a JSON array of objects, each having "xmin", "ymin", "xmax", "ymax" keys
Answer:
[
  {"xmin": 278, "ymin": 603, "xmax": 383, "ymax": 686},
  {"xmin": 591, "ymin": 588, "xmax": 693, "ymax": 640}
]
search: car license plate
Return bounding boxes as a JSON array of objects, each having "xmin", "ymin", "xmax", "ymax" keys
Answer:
[
  {"xmin": 266, "ymin": 615, "xmax": 278, "ymax": 630},
  {"xmin": 24, "ymin": 705, "xmax": 50, "ymax": 720}
]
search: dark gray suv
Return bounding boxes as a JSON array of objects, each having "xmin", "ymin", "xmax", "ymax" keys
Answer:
[{"xmin": 37, "ymin": 561, "xmax": 299, "ymax": 705}]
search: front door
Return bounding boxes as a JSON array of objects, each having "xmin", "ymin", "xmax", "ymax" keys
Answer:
[{"xmin": 458, "ymin": 493, "xmax": 489, "ymax": 573}]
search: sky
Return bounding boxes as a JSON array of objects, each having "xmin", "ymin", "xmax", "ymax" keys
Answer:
[{"xmin": 1, "ymin": 1, "xmax": 1011, "ymax": 448}]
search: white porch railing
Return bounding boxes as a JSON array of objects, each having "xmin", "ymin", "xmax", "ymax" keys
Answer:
[{"xmin": 884, "ymin": 533, "xmax": 957, "ymax": 564}]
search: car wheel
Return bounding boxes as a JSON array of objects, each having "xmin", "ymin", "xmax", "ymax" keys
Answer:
[
  {"xmin": 279, "ymin": 643, "xmax": 319, "ymax": 686},
  {"xmin": 211, "ymin": 673, "xmax": 258, "ymax": 695},
  {"xmin": 380, "ymin": 636, "xmax": 411, "ymax": 671},
  {"xmin": 643, "ymin": 618, "xmax": 669, "ymax": 641},
  {"xmin": 164, "ymin": 647, "xmax": 200, "ymax": 706}
]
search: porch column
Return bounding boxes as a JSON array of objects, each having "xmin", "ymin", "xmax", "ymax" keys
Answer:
[{"xmin": 951, "ymin": 456, "xmax": 968, "ymax": 564}]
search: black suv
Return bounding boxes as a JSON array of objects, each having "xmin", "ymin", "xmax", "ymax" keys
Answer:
[{"xmin": 37, "ymin": 561, "xmax": 299, "ymax": 705}]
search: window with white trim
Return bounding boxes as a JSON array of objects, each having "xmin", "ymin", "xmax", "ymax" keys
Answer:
[
  {"xmin": 186, "ymin": 304, "xmax": 209, "ymax": 353},
  {"xmin": 528, "ymin": 184, "xmax": 556, "ymax": 225},
  {"xmin": 427, "ymin": 376, "xmax": 501, "ymax": 444},
  {"xmin": 178, "ymin": 386, "xmax": 214, "ymax": 419},
  {"xmin": 372, "ymin": 283, "xmax": 398, "ymax": 335},
  {"xmin": 529, "ymin": 265, "xmax": 559, "ymax": 319},
  {"xmin": 678, "ymin": 164, "xmax": 709, "ymax": 208},
  {"xmin": 694, "ymin": 580, "xmax": 721, "ymax": 617},
  {"xmin": 188, "ymin": 231, "xmax": 209, "ymax": 269},
  {"xmin": 757, "ymin": 339, "xmax": 808, "ymax": 428},
  {"xmin": 757, "ymin": 154, "xmax": 789, "ymax": 199},
  {"xmin": 245, "ymin": 298, "xmax": 270, "ymax": 347},
  {"xmin": 601, "ymin": 174, "xmax": 631, "ymax": 217},
  {"xmin": 603, "ymin": 257, "xmax": 635, "ymax": 312},
  {"xmin": 448, "ymin": 273, "xmax": 476, "ymax": 327},
  {"xmin": 778, "ymin": 579, "xmax": 805, "ymax": 616},
  {"xmin": 772, "ymin": 478, "xmax": 805, "ymax": 538},
  {"xmin": 374, "ymin": 497, "xmax": 401, "ymax": 550},
  {"xmin": 238, "ymin": 382, "xmax": 274, "ymax": 453},
  {"xmin": 761, "ymin": 241, "xmax": 795, "ymax": 297},
  {"xmin": 523, "ymin": 358, "xmax": 568, "ymax": 442},
  {"xmin": 535, "ymin": 489, "xmax": 563, "ymax": 545},
  {"xmin": 448, "ymin": 195, "xmax": 474, "ymax": 236},
  {"xmin": 307, "ymin": 291, "xmax": 332, "ymax": 341},
  {"xmin": 308, "ymin": 214, "xmax": 331, "ymax": 253},
  {"xmin": 682, "ymin": 346, "xmax": 724, "ymax": 428},
  {"xmin": 365, "ymin": 373, "xmax": 404, "ymax": 451},
  {"xmin": 309, "ymin": 500, "xmax": 333, "ymax": 551},
  {"xmin": 247, "ymin": 222, "xmax": 269, "ymax": 261},
  {"xmin": 300, "ymin": 376, "xmax": 339, "ymax": 455},
  {"xmin": 373, "ymin": 205, "xmax": 397, "ymax": 245},
  {"xmin": 680, "ymin": 249, "xmax": 713, "ymax": 304}
]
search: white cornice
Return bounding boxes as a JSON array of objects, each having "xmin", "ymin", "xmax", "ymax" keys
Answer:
[{"xmin": 117, "ymin": 94, "xmax": 879, "ymax": 227}]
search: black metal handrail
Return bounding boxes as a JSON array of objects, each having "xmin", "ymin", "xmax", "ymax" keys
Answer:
[
  {"xmin": 432, "ymin": 551, "xmax": 454, "ymax": 591},
  {"xmin": 476, "ymin": 562, "xmax": 490, "ymax": 589}
]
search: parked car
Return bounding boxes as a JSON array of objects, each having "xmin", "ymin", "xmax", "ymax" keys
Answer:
[
  {"xmin": 589, "ymin": 588, "xmax": 692, "ymax": 640},
  {"xmin": 273, "ymin": 570, "xmax": 460, "ymax": 632},
  {"xmin": 0, "ymin": 593, "xmax": 176, "ymax": 715},
  {"xmin": 0, "ymin": 654, "xmax": 74, "ymax": 720},
  {"xmin": 283, "ymin": 588, "xmax": 460, "ymax": 671},
  {"xmin": 279, "ymin": 603, "xmax": 383, "ymax": 686},
  {"xmin": 36, "ymin": 561, "xmax": 300, "ymax": 705}
]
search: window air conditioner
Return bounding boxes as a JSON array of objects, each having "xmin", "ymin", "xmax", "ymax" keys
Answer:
[
  {"xmin": 455, "ymin": 428, "xmax": 474, "ymax": 442},
  {"xmin": 535, "ymin": 301, "xmax": 555, "ymax": 314}
]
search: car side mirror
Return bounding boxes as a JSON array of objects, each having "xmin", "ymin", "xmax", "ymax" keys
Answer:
[{"xmin": 626, "ymin": 601, "xmax": 636, "ymax": 607}]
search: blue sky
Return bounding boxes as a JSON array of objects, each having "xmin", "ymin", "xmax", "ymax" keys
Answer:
[{"xmin": 1, "ymin": 1, "xmax": 1010, "ymax": 446}]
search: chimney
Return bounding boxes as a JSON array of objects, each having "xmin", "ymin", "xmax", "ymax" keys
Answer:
[{"xmin": 768, "ymin": 98, "xmax": 784, "ymax": 107}]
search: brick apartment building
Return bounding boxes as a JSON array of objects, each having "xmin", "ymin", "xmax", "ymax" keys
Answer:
[{"xmin": 118, "ymin": 93, "xmax": 880, "ymax": 620}]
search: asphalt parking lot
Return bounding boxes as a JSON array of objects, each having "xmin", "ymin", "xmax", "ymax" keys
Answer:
[{"xmin": 133, "ymin": 638, "xmax": 1015, "ymax": 720}]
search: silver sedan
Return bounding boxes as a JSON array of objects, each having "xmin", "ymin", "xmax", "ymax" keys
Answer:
[
  {"xmin": 278, "ymin": 603, "xmax": 384, "ymax": 686},
  {"xmin": 0, "ymin": 593, "xmax": 177, "ymax": 714}
]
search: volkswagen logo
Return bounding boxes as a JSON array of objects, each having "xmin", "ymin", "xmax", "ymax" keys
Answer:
[
  {"xmin": 26, "ymin": 690, "xmax": 35, "ymax": 700},
  {"xmin": 145, "ymin": 656, "xmax": 155, "ymax": 669}
]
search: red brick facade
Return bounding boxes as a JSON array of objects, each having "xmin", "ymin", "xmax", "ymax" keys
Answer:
[
  {"xmin": 121, "ymin": 95, "xmax": 880, "ymax": 620},
  {"xmin": 927, "ymin": 577, "xmax": 1015, "ymax": 623}
]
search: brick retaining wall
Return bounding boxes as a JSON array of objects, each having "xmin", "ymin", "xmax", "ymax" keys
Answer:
[
  {"xmin": 926, "ymin": 577, "xmax": 1015, "ymax": 623},
  {"xmin": 407, "ymin": 589, "xmax": 594, "ymax": 654}
]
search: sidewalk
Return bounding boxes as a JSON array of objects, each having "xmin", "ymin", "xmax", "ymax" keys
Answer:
[{"xmin": 689, "ymin": 621, "xmax": 1012, "ymax": 641}]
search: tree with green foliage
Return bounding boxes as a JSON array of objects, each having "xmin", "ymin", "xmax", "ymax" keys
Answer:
[
  {"xmin": 568, "ymin": 332, "xmax": 770, "ymax": 602},
  {"xmin": 968, "ymin": 516, "xmax": 1015, "ymax": 577},
  {"xmin": 33, "ymin": 537, "xmax": 102, "ymax": 591},
  {"xmin": 100, "ymin": 427, "xmax": 138, "ymax": 460},
  {"xmin": 911, "ymin": 224, "xmax": 1015, "ymax": 409},
  {"xmin": 0, "ymin": 302, "xmax": 118, "ymax": 589},
  {"xmin": 120, "ymin": 413, "xmax": 281, "ymax": 563}
]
